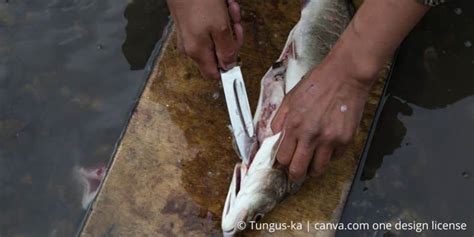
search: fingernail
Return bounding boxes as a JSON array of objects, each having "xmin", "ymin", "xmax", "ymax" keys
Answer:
[{"xmin": 223, "ymin": 62, "xmax": 237, "ymax": 70}]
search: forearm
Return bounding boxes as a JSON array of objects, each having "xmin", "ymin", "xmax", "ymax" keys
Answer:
[{"xmin": 326, "ymin": 0, "xmax": 430, "ymax": 84}]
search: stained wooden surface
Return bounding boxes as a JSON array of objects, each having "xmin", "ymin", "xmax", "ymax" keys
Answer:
[{"xmin": 81, "ymin": 1, "xmax": 388, "ymax": 236}]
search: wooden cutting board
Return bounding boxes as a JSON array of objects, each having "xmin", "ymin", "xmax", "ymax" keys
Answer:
[{"xmin": 81, "ymin": 1, "xmax": 388, "ymax": 236}]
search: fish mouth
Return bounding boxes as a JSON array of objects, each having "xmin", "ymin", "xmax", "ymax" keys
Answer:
[
  {"xmin": 222, "ymin": 211, "xmax": 264, "ymax": 236},
  {"xmin": 223, "ymin": 163, "xmax": 264, "ymax": 235},
  {"xmin": 222, "ymin": 164, "xmax": 245, "ymax": 234},
  {"xmin": 223, "ymin": 164, "xmax": 242, "ymax": 214},
  {"xmin": 222, "ymin": 208, "xmax": 247, "ymax": 237},
  {"xmin": 222, "ymin": 133, "xmax": 286, "ymax": 235}
]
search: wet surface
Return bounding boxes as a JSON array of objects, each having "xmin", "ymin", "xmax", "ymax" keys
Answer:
[
  {"xmin": 339, "ymin": 1, "xmax": 474, "ymax": 237},
  {"xmin": 0, "ymin": 0, "xmax": 169, "ymax": 236}
]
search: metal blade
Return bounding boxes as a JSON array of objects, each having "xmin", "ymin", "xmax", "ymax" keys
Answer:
[{"xmin": 220, "ymin": 66, "xmax": 255, "ymax": 163}]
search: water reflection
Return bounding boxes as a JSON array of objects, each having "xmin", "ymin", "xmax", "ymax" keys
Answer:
[
  {"xmin": 339, "ymin": 1, "xmax": 474, "ymax": 236},
  {"xmin": 122, "ymin": 0, "xmax": 169, "ymax": 70},
  {"xmin": 0, "ymin": 0, "xmax": 168, "ymax": 236}
]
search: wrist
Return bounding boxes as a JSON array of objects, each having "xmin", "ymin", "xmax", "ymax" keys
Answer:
[
  {"xmin": 322, "ymin": 0, "xmax": 428, "ymax": 86},
  {"xmin": 324, "ymin": 27, "xmax": 385, "ymax": 87}
]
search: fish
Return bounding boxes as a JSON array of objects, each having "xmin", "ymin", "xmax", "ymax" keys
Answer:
[
  {"xmin": 221, "ymin": 0, "xmax": 352, "ymax": 235},
  {"xmin": 73, "ymin": 164, "xmax": 106, "ymax": 209}
]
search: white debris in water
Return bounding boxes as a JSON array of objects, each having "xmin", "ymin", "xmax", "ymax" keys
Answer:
[
  {"xmin": 464, "ymin": 40, "xmax": 472, "ymax": 48},
  {"xmin": 454, "ymin": 8, "xmax": 462, "ymax": 15},
  {"xmin": 212, "ymin": 91, "xmax": 220, "ymax": 100},
  {"xmin": 340, "ymin": 104, "xmax": 348, "ymax": 112}
]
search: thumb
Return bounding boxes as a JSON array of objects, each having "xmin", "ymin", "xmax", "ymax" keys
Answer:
[{"xmin": 228, "ymin": 1, "xmax": 244, "ymax": 49}]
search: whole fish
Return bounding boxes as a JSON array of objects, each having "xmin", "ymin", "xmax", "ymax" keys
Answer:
[{"xmin": 221, "ymin": 0, "xmax": 352, "ymax": 235}]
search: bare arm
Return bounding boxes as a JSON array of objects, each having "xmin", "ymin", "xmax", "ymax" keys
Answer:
[
  {"xmin": 272, "ymin": 0, "xmax": 430, "ymax": 181},
  {"xmin": 333, "ymin": 0, "xmax": 430, "ymax": 84}
]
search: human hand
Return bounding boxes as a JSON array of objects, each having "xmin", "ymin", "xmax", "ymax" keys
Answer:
[
  {"xmin": 271, "ymin": 60, "xmax": 372, "ymax": 181},
  {"xmin": 268, "ymin": 0, "xmax": 428, "ymax": 181},
  {"xmin": 166, "ymin": 0, "xmax": 244, "ymax": 79}
]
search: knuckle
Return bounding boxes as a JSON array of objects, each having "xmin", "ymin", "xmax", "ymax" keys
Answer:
[
  {"xmin": 308, "ymin": 125, "xmax": 323, "ymax": 137},
  {"xmin": 321, "ymin": 128, "xmax": 337, "ymax": 142},
  {"xmin": 338, "ymin": 132, "xmax": 354, "ymax": 145},
  {"xmin": 214, "ymin": 23, "xmax": 231, "ymax": 34},
  {"xmin": 306, "ymin": 124, "xmax": 321, "ymax": 137},
  {"xmin": 300, "ymin": 131, "xmax": 317, "ymax": 145},
  {"xmin": 289, "ymin": 166, "xmax": 304, "ymax": 180},
  {"xmin": 220, "ymin": 49, "xmax": 236, "ymax": 62},
  {"xmin": 319, "ymin": 124, "xmax": 350, "ymax": 145},
  {"xmin": 182, "ymin": 42, "xmax": 200, "ymax": 57},
  {"xmin": 287, "ymin": 119, "xmax": 301, "ymax": 129}
]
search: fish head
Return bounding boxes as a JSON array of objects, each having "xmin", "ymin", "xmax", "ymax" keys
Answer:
[
  {"xmin": 222, "ymin": 133, "xmax": 288, "ymax": 235},
  {"xmin": 221, "ymin": 168, "xmax": 287, "ymax": 235}
]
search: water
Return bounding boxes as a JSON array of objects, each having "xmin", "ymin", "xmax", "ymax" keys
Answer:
[
  {"xmin": 0, "ymin": 0, "xmax": 169, "ymax": 236},
  {"xmin": 339, "ymin": 1, "xmax": 474, "ymax": 237}
]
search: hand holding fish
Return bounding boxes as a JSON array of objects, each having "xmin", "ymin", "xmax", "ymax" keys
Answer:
[
  {"xmin": 271, "ymin": 59, "xmax": 370, "ymax": 181},
  {"xmin": 166, "ymin": 0, "xmax": 243, "ymax": 79},
  {"xmin": 271, "ymin": 0, "xmax": 429, "ymax": 182},
  {"xmin": 165, "ymin": 0, "xmax": 431, "ymax": 234}
]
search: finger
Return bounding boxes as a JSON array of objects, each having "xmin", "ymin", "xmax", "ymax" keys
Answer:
[
  {"xmin": 233, "ymin": 23, "xmax": 244, "ymax": 49},
  {"xmin": 271, "ymin": 101, "xmax": 290, "ymax": 133},
  {"xmin": 194, "ymin": 46, "xmax": 220, "ymax": 80},
  {"xmin": 229, "ymin": 1, "xmax": 243, "ymax": 49},
  {"xmin": 276, "ymin": 130, "xmax": 297, "ymax": 166},
  {"xmin": 211, "ymin": 23, "xmax": 237, "ymax": 70},
  {"xmin": 309, "ymin": 145, "xmax": 333, "ymax": 177},
  {"xmin": 228, "ymin": 1, "xmax": 241, "ymax": 23},
  {"xmin": 288, "ymin": 140, "xmax": 315, "ymax": 181}
]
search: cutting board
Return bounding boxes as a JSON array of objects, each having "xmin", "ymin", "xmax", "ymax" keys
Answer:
[{"xmin": 81, "ymin": 1, "xmax": 388, "ymax": 236}]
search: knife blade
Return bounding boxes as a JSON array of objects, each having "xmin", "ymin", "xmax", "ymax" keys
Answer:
[{"xmin": 220, "ymin": 66, "xmax": 255, "ymax": 164}]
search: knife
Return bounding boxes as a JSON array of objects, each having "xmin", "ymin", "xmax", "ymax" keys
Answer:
[{"xmin": 220, "ymin": 66, "xmax": 255, "ymax": 164}]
